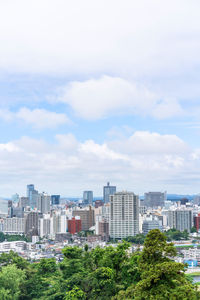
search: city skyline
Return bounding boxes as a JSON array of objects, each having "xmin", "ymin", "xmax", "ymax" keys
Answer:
[{"xmin": 0, "ymin": 1, "xmax": 200, "ymax": 196}]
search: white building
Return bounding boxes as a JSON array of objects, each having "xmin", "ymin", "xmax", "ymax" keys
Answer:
[
  {"xmin": 37, "ymin": 193, "xmax": 50, "ymax": 214},
  {"xmin": 168, "ymin": 208, "xmax": 193, "ymax": 232},
  {"xmin": 0, "ymin": 241, "xmax": 26, "ymax": 253},
  {"xmin": 39, "ymin": 214, "xmax": 51, "ymax": 238},
  {"xmin": 3, "ymin": 217, "xmax": 25, "ymax": 234},
  {"xmin": 109, "ymin": 191, "xmax": 139, "ymax": 239}
]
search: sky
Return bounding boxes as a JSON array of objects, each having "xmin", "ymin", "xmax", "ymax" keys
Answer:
[{"xmin": 0, "ymin": 0, "xmax": 200, "ymax": 197}]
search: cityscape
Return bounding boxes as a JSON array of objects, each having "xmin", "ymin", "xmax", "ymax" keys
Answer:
[{"xmin": 1, "ymin": 182, "xmax": 200, "ymax": 269}]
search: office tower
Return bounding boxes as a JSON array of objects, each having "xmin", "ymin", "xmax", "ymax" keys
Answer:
[
  {"xmin": 73, "ymin": 206, "xmax": 95, "ymax": 230},
  {"xmin": 168, "ymin": 208, "xmax": 192, "ymax": 232},
  {"xmin": 9, "ymin": 207, "xmax": 24, "ymax": 218},
  {"xmin": 12, "ymin": 193, "xmax": 19, "ymax": 204},
  {"xmin": 51, "ymin": 195, "xmax": 60, "ymax": 205},
  {"xmin": 37, "ymin": 193, "xmax": 50, "ymax": 214},
  {"xmin": 144, "ymin": 191, "xmax": 166, "ymax": 208},
  {"xmin": 3, "ymin": 217, "xmax": 25, "ymax": 234},
  {"xmin": 27, "ymin": 184, "xmax": 39, "ymax": 208},
  {"xmin": 109, "ymin": 191, "xmax": 139, "ymax": 239},
  {"xmin": 27, "ymin": 184, "xmax": 34, "ymax": 200},
  {"xmin": 83, "ymin": 191, "xmax": 93, "ymax": 206},
  {"xmin": 31, "ymin": 190, "xmax": 39, "ymax": 209},
  {"xmin": 103, "ymin": 182, "xmax": 116, "ymax": 204},
  {"xmin": 68, "ymin": 217, "xmax": 82, "ymax": 234},
  {"xmin": 142, "ymin": 216, "xmax": 162, "ymax": 235},
  {"xmin": 19, "ymin": 197, "xmax": 29, "ymax": 208},
  {"xmin": 25, "ymin": 212, "xmax": 40, "ymax": 236}
]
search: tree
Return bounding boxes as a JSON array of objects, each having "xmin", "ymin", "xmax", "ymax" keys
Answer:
[
  {"xmin": 0, "ymin": 264, "xmax": 25, "ymax": 299},
  {"xmin": 65, "ymin": 286, "xmax": 86, "ymax": 300},
  {"xmin": 37, "ymin": 258, "xmax": 58, "ymax": 276},
  {"xmin": 134, "ymin": 229, "xmax": 200, "ymax": 300},
  {"xmin": 87, "ymin": 267, "xmax": 116, "ymax": 300},
  {"xmin": 0, "ymin": 232, "xmax": 5, "ymax": 242},
  {"xmin": 0, "ymin": 251, "xmax": 28, "ymax": 270},
  {"xmin": 191, "ymin": 227, "xmax": 197, "ymax": 233}
]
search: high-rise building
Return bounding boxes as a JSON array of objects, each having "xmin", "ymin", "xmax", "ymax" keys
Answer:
[
  {"xmin": 103, "ymin": 182, "xmax": 116, "ymax": 204},
  {"xmin": 9, "ymin": 207, "xmax": 24, "ymax": 218},
  {"xmin": 39, "ymin": 216, "xmax": 51, "ymax": 238},
  {"xmin": 25, "ymin": 212, "xmax": 40, "ymax": 236},
  {"xmin": 51, "ymin": 195, "xmax": 60, "ymax": 205},
  {"xmin": 31, "ymin": 190, "xmax": 39, "ymax": 209},
  {"xmin": 142, "ymin": 216, "xmax": 162, "ymax": 235},
  {"xmin": 194, "ymin": 213, "xmax": 200, "ymax": 232},
  {"xmin": 73, "ymin": 206, "xmax": 95, "ymax": 231},
  {"xmin": 99, "ymin": 219, "xmax": 109, "ymax": 240},
  {"xmin": 168, "ymin": 208, "xmax": 192, "ymax": 232},
  {"xmin": 109, "ymin": 191, "xmax": 139, "ymax": 239},
  {"xmin": 50, "ymin": 211, "xmax": 67, "ymax": 236},
  {"xmin": 27, "ymin": 184, "xmax": 39, "ymax": 208},
  {"xmin": 144, "ymin": 192, "xmax": 166, "ymax": 208},
  {"xmin": 37, "ymin": 193, "xmax": 50, "ymax": 214},
  {"xmin": 68, "ymin": 217, "xmax": 82, "ymax": 234},
  {"xmin": 83, "ymin": 191, "xmax": 93, "ymax": 206},
  {"xmin": 19, "ymin": 197, "xmax": 29, "ymax": 208},
  {"xmin": 27, "ymin": 184, "xmax": 34, "ymax": 200}
]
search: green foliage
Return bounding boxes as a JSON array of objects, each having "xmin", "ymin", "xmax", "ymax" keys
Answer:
[
  {"xmin": 0, "ymin": 251, "xmax": 28, "ymax": 269},
  {"xmin": 191, "ymin": 227, "xmax": 198, "ymax": 233},
  {"xmin": 65, "ymin": 286, "xmax": 86, "ymax": 300},
  {"xmin": 0, "ymin": 232, "xmax": 30, "ymax": 242},
  {"xmin": 0, "ymin": 264, "xmax": 25, "ymax": 299},
  {"xmin": 134, "ymin": 229, "xmax": 200, "ymax": 300},
  {"xmin": 165, "ymin": 228, "xmax": 189, "ymax": 241},
  {"xmin": 124, "ymin": 234, "xmax": 145, "ymax": 244},
  {"xmin": 0, "ymin": 232, "xmax": 5, "ymax": 242}
]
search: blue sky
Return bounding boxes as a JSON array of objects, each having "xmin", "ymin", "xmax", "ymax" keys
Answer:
[{"xmin": 0, "ymin": 0, "xmax": 200, "ymax": 197}]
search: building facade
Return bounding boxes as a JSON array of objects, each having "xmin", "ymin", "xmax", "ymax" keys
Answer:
[
  {"xmin": 83, "ymin": 191, "xmax": 93, "ymax": 206},
  {"xmin": 103, "ymin": 182, "xmax": 116, "ymax": 204},
  {"xmin": 168, "ymin": 209, "xmax": 193, "ymax": 232},
  {"xmin": 37, "ymin": 193, "xmax": 50, "ymax": 214},
  {"xmin": 144, "ymin": 191, "xmax": 166, "ymax": 208},
  {"xmin": 109, "ymin": 191, "xmax": 139, "ymax": 239},
  {"xmin": 3, "ymin": 217, "xmax": 25, "ymax": 234},
  {"xmin": 51, "ymin": 195, "xmax": 60, "ymax": 205},
  {"xmin": 68, "ymin": 217, "xmax": 82, "ymax": 234},
  {"xmin": 73, "ymin": 206, "xmax": 95, "ymax": 231}
]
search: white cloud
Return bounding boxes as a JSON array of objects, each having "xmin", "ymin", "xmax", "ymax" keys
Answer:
[
  {"xmin": 16, "ymin": 108, "xmax": 70, "ymax": 129},
  {"xmin": 0, "ymin": 131, "xmax": 199, "ymax": 197},
  {"xmin": 57, "ymin": 76, "xmax": 183, "ymax": 120},
  {"xmin": 0, "ymin": 107, "xmax": 70, "ymax": 129},
  {"xmin": 107, "ymin": 131, "xmax": 189, "ymax": 155},
  {"xmin": 0, "ymin": 0, "xmax": 199, "ymax": 80}
]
